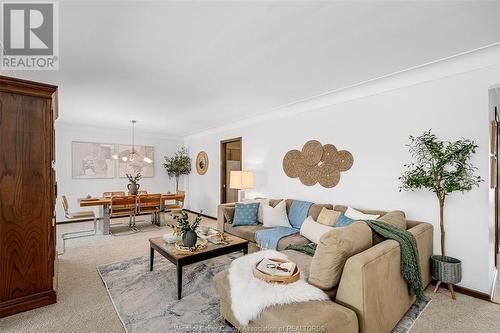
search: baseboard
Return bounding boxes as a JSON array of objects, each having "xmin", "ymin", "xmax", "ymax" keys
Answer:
[
  {"xmin": 431, "ymin": 279, "xmax": 490, "ymax": 301},
  {"xmin": 0, "ymin": 290, "xmax": 56, "ymax": 318},
  {"xmin": 184, "ymin": 209, "xmax": 217, "ymax": 220}
]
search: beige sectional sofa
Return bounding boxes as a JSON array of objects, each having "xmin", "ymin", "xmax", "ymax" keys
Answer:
[{"xmin": 213, "ymin": 199, "xmax": 433, "ymax": 333}]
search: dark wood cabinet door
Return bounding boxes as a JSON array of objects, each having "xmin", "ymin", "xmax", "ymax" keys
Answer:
[{"xmin": 0, "ymin": 91, "xmax": 55, "ymax": 305}]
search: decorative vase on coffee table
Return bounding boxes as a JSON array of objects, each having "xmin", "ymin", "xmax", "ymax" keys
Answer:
[{"xmin": 182, "ymin": 230, "xmax": 197, "ymax": 248}]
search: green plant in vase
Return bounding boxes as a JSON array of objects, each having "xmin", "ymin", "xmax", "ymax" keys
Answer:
[
  {"xmin": 399, "ymin": 130, "xmax": 482, "ymax": 299},
  {"xmin": 126, "ymin": 172, "xmax": 142, "ymax": 195},
  {"xmin": 177, "ymin": 211, "xmax": 202, "ymax": 248}
]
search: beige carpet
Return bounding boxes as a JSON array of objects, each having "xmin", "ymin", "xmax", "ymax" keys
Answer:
[{"xmin": 1, "ymin": 213, "xmax": 500, "ymax": 333}]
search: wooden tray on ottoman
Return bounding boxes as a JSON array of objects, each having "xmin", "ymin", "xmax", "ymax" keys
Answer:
[{"xmin": 253, "ymin": 258, "xmax": 300, "ymax": 284}]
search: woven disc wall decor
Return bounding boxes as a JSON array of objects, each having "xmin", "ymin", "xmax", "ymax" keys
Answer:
[
  {"xmin": 282, "ymin": 140, "xmax": 353, "ymax": 188},
  {"xmin": 318, "ymin": 163, "xmax": 341, "ymax": 188},
  {"xmin": 321, "ymin": 144, "xmax": 339, "ymax": 165},
  {"xmin": 337, "ymin": 150, "xmax": 354, "ymax": 172},
  {"xmin": 196, "ymin": 151, "xmax": 209, "ymax": 175},
  {"xmin": 301, "ymin": 140, "xmax": 323, "ymax": 166},
  {"xmin": 299, "ymin": 165, "xmax": 320, "ymax": 186},
  {"xmin": 283, "ymin": 150, "xmax": 306, "ymax": 178}
]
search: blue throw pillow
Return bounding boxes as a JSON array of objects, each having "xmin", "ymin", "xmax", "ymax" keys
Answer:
[
  {"xmin": 233, "ymin": 203, "xmax": 259, "ymax": 226},
  {"xmin": 335, "ymin": 213, "xmax": 355, "ymax": 227},
  {"xmin": 288, "ymin": 200, "xmax": 313, "ymax": 229}
]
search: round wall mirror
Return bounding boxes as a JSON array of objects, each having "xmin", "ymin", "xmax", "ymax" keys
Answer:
[{"xmin": 196, "ymin": 151, "xmax": 209, "ymax": 175}]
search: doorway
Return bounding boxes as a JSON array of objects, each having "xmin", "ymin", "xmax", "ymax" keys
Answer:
[
  {"xmin": 490, "ymin": 86, "xmax": 500, "ymax": 303},
  {"xmin": 220, "ymin": 137, "xmax": 242, "ymax": 204}
]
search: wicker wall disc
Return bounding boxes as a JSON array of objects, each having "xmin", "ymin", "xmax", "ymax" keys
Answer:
[
  {"xmin": 283, "ymin": 150, "xmax": 306, "ymax": 178},
  {"xmin": 321, "ymin": 144, "xmax": 338, "ymax": 164},
  {"xmin": 283, "ymin": 141, "xmax": 353, "ymax": 188},
  {"xmin": 337, "ymin": 150, "xmax": 354, "ymax": 172},
  {"xmin": 301, "ymin": 140, "xmax": 323, "ymax": 166},
  {"xmin": 299, "ymin": 165, "xmax": 320, "ymax": 186},
  {"xmin": 318, "ymin": 163, "xmax": 341, "ymax": 188}
]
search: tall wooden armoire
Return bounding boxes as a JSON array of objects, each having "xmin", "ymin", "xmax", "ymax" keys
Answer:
[{"xmin": 0, "ymin": 76, "xmax": 58, "ymax": 317}]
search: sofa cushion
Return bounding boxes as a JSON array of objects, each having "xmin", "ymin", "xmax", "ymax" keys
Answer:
[
  {"xmin": 372, "ymin": 210, "xmax": 407, "ymax": 245},
  {"xmin": 288, "ymin": 200, "xmax": 314, "ymax": 229},
  {"xmin": 223, "ymin": 206, "xmax": 235, "ymax": 223},
  {"xmin": 345, "ymin": 207, "xmax": 380, "ymax": 220},
  {"xmin": 233, "ymin": 203, "xmax": 259, "ymax": 226},
  {"xmin": 316, "ymin": 207, "xmax": 341, "ymax": 226},
  {"xmin": 268, "ymin": 199, "xmax": 332, "ymax": 222},
  {"xmin": 269, "ymin": 198, "xmax": 285, "ymax": 208},
  {"xmin": 308, "ymin": 221, "xmax": 373, "ymax": 290},
  {"xmin": 262, "ymin": 200, "xmax": 291, "ymax": 227},
  {"xmin": 334, "ymin": 205, "xmax": 387, "ymax": 218},
  {"xmin": 243, "ymin": 198, "xmax": 269, "ymax": 223},
  {"xmin": 300, "ymin": 216, "xmax": 335, "ymax": 244},
  {"xmin": 335, "ymin": 213, "xmax": 356, "ymax": 227},
  {"xmin": 277, "ymin": 233, "xmax": 311, "ymax": 251},
  {"xmin": 378, "ymin": 210, "xmax": 406, "ymax": 229},
  {"xmin": 224, "ymin": 223, "xmax": 269, "ymax": 242},
  {"xmin": 280, "ymin": 249, "xmax": 313, "ymax": 279},
  {"xmin": 308, "ymin": 203, "xmax": 334, "ymax": 221}
]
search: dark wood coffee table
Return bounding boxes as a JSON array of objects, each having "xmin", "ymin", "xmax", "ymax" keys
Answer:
[{"xmin": 149, "ymin": 234, "xmax": 248, "ymax": 300}]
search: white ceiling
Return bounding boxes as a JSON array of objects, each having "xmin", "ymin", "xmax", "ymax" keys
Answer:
[{"xmin": 4, "ymin": 1, "xmax": 500, "ymax": 137}]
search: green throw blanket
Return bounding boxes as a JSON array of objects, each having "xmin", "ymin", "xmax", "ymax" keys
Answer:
[
  {"xmin": 286, "ymin": 243, "xmax": 317, "ymax": 256},
  {"xmin": 286, "ymin": 220, "xmax": 427, "ymax": 302}
]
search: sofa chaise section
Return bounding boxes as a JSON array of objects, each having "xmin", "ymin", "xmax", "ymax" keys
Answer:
[{"xmin": 213, "ymin": 249, "xmax": 358, "ymax": 333}]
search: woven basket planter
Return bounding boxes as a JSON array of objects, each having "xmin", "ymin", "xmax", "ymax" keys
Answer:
[{"xmin": 431, "ymin": 255, "xmax": 462, "ymax": 284}]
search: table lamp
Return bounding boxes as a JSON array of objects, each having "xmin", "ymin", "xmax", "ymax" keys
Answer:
[{"xmin": 229, "ymin": 170, "xmax": 254, "ymax": 202}]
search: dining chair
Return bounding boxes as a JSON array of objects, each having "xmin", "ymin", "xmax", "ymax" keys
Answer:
[
  {"xmin": 164, "ymin": 190, "xmax": 185, "ymax": 215},
  {"xmin": 137, "ymin": 193, "xmax": 162, "ymax": 225},
  {"xmin": 110, "ymin": 195, "xmax": 137, "ymax": 230},
  {"xmin": 103, "ymin": 191, "xmax": 126, "ymax": 198},
  {"xmin": 60, "ymin": 195, "xmax": 97, "ymax": 254}
]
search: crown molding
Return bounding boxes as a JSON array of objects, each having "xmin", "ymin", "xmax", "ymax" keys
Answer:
[
  {"xmin": 184, "ymin": 42, "xmax": 500, "ymax": 140},
  {"xmin": 56, "ymin": 121, "xmax": 183, "ymax": 141}
]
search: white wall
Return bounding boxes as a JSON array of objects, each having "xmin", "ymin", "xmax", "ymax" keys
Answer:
[
  {"xmin": 56, "ymin": 123, "xmax": 183, "ymax": 221},
  {"xmin": 184, "ymin": 46, "xmax": 500, "ymax": 294}
]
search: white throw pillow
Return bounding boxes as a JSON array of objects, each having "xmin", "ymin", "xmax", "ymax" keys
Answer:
[
  {"xmin": 300, "ymin": 216, "xmax": 335, "ymax": 244},
  {"xmin": 243, "ymin": 198, "xmax": 270, "ymax": 223},
  {"xmin": 262, "ymin": 200, "xmax": 291, "ymax": 228},
  {"xmin": 345, "ymin": 207, "xmax": 380, "ymax": 221}
]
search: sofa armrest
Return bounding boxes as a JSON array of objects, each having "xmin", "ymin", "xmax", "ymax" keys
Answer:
[
  {"xmin": 335, "ymin": 222, "xmax": 433, "ymax": 333},
  {"xmin": 217, "ymin": 203, "xmax": 236, "ymax": 232}
]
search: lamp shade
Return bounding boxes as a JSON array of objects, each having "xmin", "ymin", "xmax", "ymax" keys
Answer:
[{"xmin": 230, "ymin": 171, "xmax": 254, "ymax": 190}]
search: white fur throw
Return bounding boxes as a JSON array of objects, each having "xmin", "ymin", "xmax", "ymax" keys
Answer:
[{"xmin": 228, "ymin": 250, "xmax": 329, "ymax": 326}]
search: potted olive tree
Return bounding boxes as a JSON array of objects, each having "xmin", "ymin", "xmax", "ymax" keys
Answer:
[
  {"xmin": 163, "ymin": 147, "xmax": 192, "ymax": 193},
  {"xmin": 400, "ymin": 130, "xmax": 482, "ymax": 299}
]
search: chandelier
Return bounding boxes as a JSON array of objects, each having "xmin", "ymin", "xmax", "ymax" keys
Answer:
[{"xmin": 112, "ymin": 120, "xmax": 152, "ymax": 164}]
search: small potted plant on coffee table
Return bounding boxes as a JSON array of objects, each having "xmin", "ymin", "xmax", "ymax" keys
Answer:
[
  {"xmin": 399, "ymin": 130, "xmax": 482, "ymax": 300},
  {"xmin": 177, "ymin": 211, "xmax": 202, "ymax": 248}
]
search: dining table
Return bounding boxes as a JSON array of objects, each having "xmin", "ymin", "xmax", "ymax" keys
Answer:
[{"xmin": 78, "ymin": 193, "xmax": 184, "ymax": 235}]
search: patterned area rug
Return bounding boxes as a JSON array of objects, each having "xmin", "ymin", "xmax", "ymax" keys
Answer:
[{"xmin": 97, "ymin": 255, "xmax": 430, "ymax": 333}]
